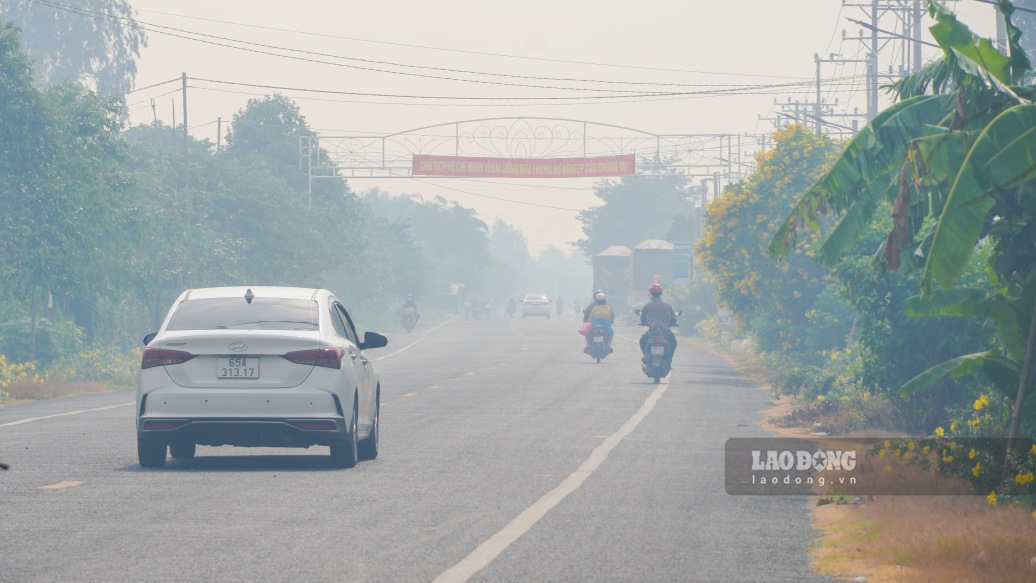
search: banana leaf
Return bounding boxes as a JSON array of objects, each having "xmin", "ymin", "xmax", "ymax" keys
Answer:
[
  {"xmin": 900, "ymin": 350, "xmax": 998, "ymax": 396},
  {"xmin": 769, "ymin": 94, "xmax": 951, "ymax": 262},
  {"xmin": 923, "ymin": 104, "xmax": 1036, "ymax": 292},
  {"xmin": 928, "ymin": 1, "xmax": 1012, "ymax": 86}
]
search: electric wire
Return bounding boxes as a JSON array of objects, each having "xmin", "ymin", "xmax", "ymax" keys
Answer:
[
  {"xmin": 130, "ymin": 6, "xmax": 811, "ymax": 80},
  {"xmin": 31, "ymin": 0, "xmax": 812, "ymax": 94}
]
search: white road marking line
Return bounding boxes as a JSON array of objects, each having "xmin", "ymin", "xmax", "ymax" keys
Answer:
[
  {"xmin": 402, "ymin": 393, "xmax": 417, "ymax": 397},
  {"xmin": 432, "ymin": 375, "xmax": 672, "ymax": 583},
  {"xmin": 373, "ymin": 320, "xmax": 451, "ymax": 362},
  {"xmin": 0, "ymin": 402, "xmax": 133, "ymax": 428}
]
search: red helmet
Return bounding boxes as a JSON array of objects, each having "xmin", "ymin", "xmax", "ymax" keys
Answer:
[{"xmin": 648, "ymin": 283, "xmax": 663, "ymax": 297}]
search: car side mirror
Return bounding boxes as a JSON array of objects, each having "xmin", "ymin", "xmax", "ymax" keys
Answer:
[
  {"xmin": 143, "ymin": 332, "xmax": 157, "ymax": 346},
  {"xmin": 676, "ymin": 309, "xmax": 684, "ymax": 317},
  {"xmin": 634, "ymin": 309, "xmax": 642, "ymax": 316},
  {"xmin": 360, "ymin": 331, "xmax": 388, "ymax": 350}
]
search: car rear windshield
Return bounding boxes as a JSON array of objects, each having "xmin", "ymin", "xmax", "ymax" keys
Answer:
[
  {"xmin": 166, "ymin": 298, "xmax": 320, "ymax": 331},
  {"xmin": 525, "ymin": 295, "xmax": 547, "ymax": 301}
]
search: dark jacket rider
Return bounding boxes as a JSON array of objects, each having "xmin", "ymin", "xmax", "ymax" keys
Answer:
[{"xmin": 639, "ymin": 283, "xmax": 677, "ymax": 362}]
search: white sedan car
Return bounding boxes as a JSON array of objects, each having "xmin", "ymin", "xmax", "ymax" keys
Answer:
[
  {"xmin": 521, "ymin": 293, "xmax": 551, "ymax": 318},
  {"xmin": 136, "ymin": 286, "xmax": 387, "ymax": 468}
]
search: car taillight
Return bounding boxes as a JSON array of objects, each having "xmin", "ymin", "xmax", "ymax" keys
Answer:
[
  {"xmin": 141, "ymin": 348, "xmax": 196, "ymax": 369},
  {"xmin": 283, "ymin": 348, "xmax": 343, "ymax": 369}
]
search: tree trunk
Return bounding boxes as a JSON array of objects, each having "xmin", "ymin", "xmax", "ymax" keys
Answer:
[
  {"xmin": 1004, "ymin": 296, "xmax": 1036, "ymax": 475},
  {"xmin": 29, "ymin": 291, "xmax": 38, "ymax": 363}
]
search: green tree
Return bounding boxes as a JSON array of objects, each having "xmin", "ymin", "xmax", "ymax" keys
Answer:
[
  {"xmin": 0, "ymin": 23, "xmax": 135, "ymax": 359},
  {"xmin": 224, "ymin": 94, "xmax": 346, "ymax": 202},
  {"xmin": 0, "ymin": 2, "xmax": 146, "ymax": 95},
  {"xmin": 771, "ymin": 1, "xmax": 1036, "ymax": 436},
  {"xmin": 576, "ymin": 173, "xmax": 690, "ymax": 258},
  {"xmin": 365, "ymin": 189, "xmax": 491, "ymax": 294},
  {"xmin": 697, "ymin": 125, "xmax": 843, "ymax": 355}
]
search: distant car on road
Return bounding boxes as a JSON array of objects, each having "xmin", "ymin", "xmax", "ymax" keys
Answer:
[
  {"xmin": 136, "ymin": 286, "xmax": 387, "ymax": 469},
  {"xmin": 521, "ymin": 293, "xmax": 551, "ymax": 318}
]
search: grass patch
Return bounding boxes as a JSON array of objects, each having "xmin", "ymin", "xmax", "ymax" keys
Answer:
[
  {"xmin": 3, "ymin": 377, "xmax": 110, "ymax": 401},
  {"xmin": 814, "ymin": 496, "xmax": 1036, "ymax": 582}
]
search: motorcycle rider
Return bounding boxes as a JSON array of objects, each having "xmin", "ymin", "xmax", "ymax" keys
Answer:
[
  {"xmin": 556, "ymin": 297, "xmax": 564, "ymax": 318},
  {"xmin": 582, "ymin": 290, "xmax": 614, "ymax": 354},
  {"xmin": 506, "ymin": 297, "xmax": 516, "ymax": 318},
  {"xmin": 639, "ymin": 283, "xmax": 677, "ymax": 363},
  {"xmin": 402, "ymin": 294, "xmax": 420, "ymax": 323}
]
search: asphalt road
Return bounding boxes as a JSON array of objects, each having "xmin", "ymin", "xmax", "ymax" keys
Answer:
[{"xmin": 0, "ymin": 317, "xmax": 831, "ymax": 583}]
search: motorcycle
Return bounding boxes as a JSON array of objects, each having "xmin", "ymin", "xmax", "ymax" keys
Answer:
[
  {"xmin": 402, "ymin": 307, "xmax": 417, "ymax": 332},
  {"xmin": 634, "ymin": 309, "xmax": 682, "ymax": 383},
  {"xmin": 587, "ymin": 324, "xmax": 609, "ymax": 363}
]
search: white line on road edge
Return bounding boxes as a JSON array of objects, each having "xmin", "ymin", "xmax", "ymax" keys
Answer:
[
  {"xmin": 432, "ymin": 376, "xmax": 672, "ymax": 583},
  {"xmin": 373, "ymin": 320, "xmax": 451, "ymax": 362},
  {"xmin": 0, "ymin": 402, "xmax": 134, "ymax": 428}
]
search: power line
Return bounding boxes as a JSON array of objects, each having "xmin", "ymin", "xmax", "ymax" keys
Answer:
[
  {"xmin": 131, "ymin": 6, "xmax": 811, "ymax": 81},
  {"xmin": 185, "ymin": 75, "xmax": 868, "ymax": 103},
  {"xmin": 31, "ymin": 0, "xmax": 808, "ymax": 95}
]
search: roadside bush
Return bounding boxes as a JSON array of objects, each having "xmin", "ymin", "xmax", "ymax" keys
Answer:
[
  {"xmin": 49, "ymin": 345, "xmax": 141, "ymax": 388},
  {"xmin": 0, "ymin": 316, "xmax": 85, "ymax": 369},
  {"xmin": 0, "ymin": 353, "xmax": 45, "ymax": 400}
]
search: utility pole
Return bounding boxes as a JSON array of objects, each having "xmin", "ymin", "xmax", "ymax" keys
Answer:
[
  {"xmin": 182, "ymin": 72, "xmax": 189, "ymax": 190},
  {"xmin": 216, "ymin": 117, "xmax": 222, "ymax": 153},
  {"xmin": 912, "ymin": 0, "xmax": 923, "ymax": 73}
]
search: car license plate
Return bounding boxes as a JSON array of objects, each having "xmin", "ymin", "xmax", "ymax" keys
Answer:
[
  {"xmin": 217, "ymin": 357, "xmax": 259, "ymax": 379},
  {"xmin": 593, "ymin": 336, "xmax": 604, "ymax": 342},
  {"xmin": 651, "ymin": 345, "xmax": 665, "ymax": 355}
]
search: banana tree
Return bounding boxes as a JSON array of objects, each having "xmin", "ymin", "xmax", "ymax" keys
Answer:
[{"xmin": 769, "ymin": 0, "xmax": 1036, "ymax": 438}]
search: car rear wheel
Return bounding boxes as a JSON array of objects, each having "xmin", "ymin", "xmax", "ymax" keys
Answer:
[
  {"xmin": 330, "ymin": 399, "xmax": 359, "ymax": 468},
  {"xmin": 170, "ymin": 442, "xmax": 196, "ymax": 459},
  {"xmin": 138, "ymin": 439, "xmax": 167, "ymax": 468},
  {"xmin": 358, "ymin": 389, "xmax": 380, "ymax": 461}
]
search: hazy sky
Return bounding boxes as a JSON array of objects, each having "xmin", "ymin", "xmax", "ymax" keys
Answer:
[{"xmin": 122, "ymin": 0, "xmax": 997, "ymax": 254}]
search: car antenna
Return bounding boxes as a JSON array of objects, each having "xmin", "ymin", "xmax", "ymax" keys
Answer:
[{"xmin": 244, "ymin": 289, "xmax": 254, "ymax": 304}]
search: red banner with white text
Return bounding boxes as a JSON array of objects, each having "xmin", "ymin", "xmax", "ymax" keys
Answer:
[{"xmin": 412, "ymin": 154, "xmax": 635, "ymax": 178}]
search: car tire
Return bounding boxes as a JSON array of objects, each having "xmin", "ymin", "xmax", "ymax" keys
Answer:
[
  {"xmin": 138, "ymin": 439, "xmax": 167, "ymax": 468},
  {"xmin": 330, "ymin": 398, "xmax": 359, "ymax": 468},
  {"xmin": 358, "ymin": 389, "xmax": 380, "ymax": 461},
  {"xmin": 170, "ymin": 442, "xmax": 196, "ymax": 459}
]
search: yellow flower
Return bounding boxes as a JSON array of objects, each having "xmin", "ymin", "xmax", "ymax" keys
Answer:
[
  {"xmin": 907, "ymin": 441, "xmax": 915, "ymax": 451},
  {"xmin": 942, "ymin": 456, "xmax": 954, "ymax": 463},
  {"xmin": 883, "ymin": 465, "xmax": 892, "ymax": 473},
  {"xmin": 972, "ymin": 463, "xmax": 981, "ymax": 477},
  {"xmin": 987, "ymin": 491, "xmax": 997, "ymax": 506},
  {"xmin": 934, "ymin": 426, "xmax": 945, "ymax": 437},
  {"xmin": 1015, "ymin": 472, "xmax": 1035, "ymax": 486},
  {"xmin": 816, "ymin": 395, "xmax": 825, "ymax": 402},
  {"xmin": 884, "ymin": 440, "xmax": 891, "ymax": 449},
  {"xmin": 922, "ymin": 445, "xmax": 930, "ymax": 454},
  {"xmin": 969, "ymin": 448, "xmax": 976, "ymax": 460},
  {"xmin": 878, "ymin": 449, "xmax": 886, "ymax": 458},
  {"xmin": 1031, "ymin": 444, "xmax": 1036, "ymax": 456},
  {"xmin": 950, "ymin": 423, "xmax": 957, "ymax": 432},
  {"xmin": 1031, "ymin": 510, "xmax": 1036, "ymax": 521}
]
